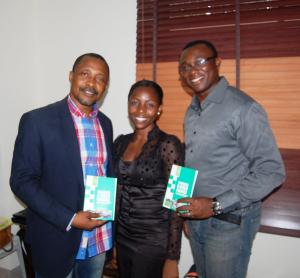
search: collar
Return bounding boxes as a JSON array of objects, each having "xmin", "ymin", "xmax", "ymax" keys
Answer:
[
  {"xmin": 190, "ymin": 76, "xmax": 229, "ymax": 111},
  {"xmin": 129, "ymin": 124, "xmax": 160, "ymax": 143},
  {"xmin": 147, "ymin": 124, "xmax": 160, "ymax": 141},
  {"xmin": 67, "ymin": 95, "xmax": 98, "ymax": 118}
]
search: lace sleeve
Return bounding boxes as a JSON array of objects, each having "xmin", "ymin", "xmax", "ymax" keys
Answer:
[
  {"xmin": 113, "ymin": 135, "xmax": 125, "ymax": 222},
  {"xmin": 160, "ymin": 135, "xmax": 184, "ymax": 260},
  {"xmin": 166, "ymin": 210, "xmax": 184, "ymax": 260},
  {"xmin": 113, "ymin": 134, "xmax": 124, "ymax": 163},
  {"xmin": 160, "ymin": 135, "xmax": 184, "ymax": 177}
]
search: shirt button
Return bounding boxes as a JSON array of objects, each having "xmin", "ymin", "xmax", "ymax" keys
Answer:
[
  {"xmin": 190, "ymin": 149, "xmax": 193, "ymax": 153},
  {"xmin": 193, "ymin": 131, "xmax": 196, "ymax": 134}
]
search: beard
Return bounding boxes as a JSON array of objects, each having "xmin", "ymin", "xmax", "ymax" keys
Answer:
[{"xmin": 76, "ymin": 87, "xmax": 99, "ymax": 106}]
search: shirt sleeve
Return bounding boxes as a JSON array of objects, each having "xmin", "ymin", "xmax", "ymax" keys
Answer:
[
  {"xmin": 66, "ymin": 213, "xmax": 77, "ymax": 231},
  {"xmin": 216, "ymin": 102, "xmax": 286, "ymax": 212},
  {"xmin": 160, "ymin": 135, "xmax": 184, "ymax": 259}
]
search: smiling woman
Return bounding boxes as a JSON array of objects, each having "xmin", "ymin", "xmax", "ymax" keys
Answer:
[
  {"xmin": 113, "ymin": 79, "xmax": 184, "ymax": 278},
  {"xmin": 127, "ymin": 80, "xmax": 162, "ymax": 134}
]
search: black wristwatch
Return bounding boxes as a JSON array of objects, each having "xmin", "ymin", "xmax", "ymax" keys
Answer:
[{"xmin": 212, "ymin": 198, "xmax": 223, "ymax": 215}]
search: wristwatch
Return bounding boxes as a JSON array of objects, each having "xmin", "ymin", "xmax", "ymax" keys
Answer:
[{"xmin": 212, "ymin": 198, "xmax": 223, "ymax": 215}]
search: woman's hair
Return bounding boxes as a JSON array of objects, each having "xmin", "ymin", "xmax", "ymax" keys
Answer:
[{"xmin": 128, "ymin": 79, "xmax": 164, "ymax": 105}]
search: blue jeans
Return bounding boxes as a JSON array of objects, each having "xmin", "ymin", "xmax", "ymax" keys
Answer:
[
  {"xmin": 72, "ymin": 252, "xmax": 106, "ymax": 278},
  {"xmin": 35, "ymin": 252, "xmax": 106, "ymax": 278},
  {"xmin": 188, "ymin": 202, "xmax": 261, "ymax": 278}
]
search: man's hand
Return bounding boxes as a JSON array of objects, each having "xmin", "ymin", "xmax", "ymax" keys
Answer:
[
  {"xmin": 176, "ymin": 197, "xmax": 214, "ymax": 219},
  {"xmin": 71, "ymin": 211, "xmax": 107, "ymax": 230},
  {"xmin": 163, "ymin": 259, "xmax": 179, "ymax": 278}
]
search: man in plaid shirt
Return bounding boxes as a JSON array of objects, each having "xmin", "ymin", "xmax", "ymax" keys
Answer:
[{"xmin": 10, "ymin": 53, "xmax": 114, "ymax": 278}]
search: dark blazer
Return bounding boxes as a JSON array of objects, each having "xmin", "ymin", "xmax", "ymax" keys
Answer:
[{"xmin": 10, "ymin": 97, "xmax": 114, "ymax": 278}]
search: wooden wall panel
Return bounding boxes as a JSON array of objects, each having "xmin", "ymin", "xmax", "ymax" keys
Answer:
[
  {"xmin": 241, "ymin": 57, "xmax": 300, "ymax": 149},
  {"xmin": 137, "ymin": 57, "xmax": 300, "ymax": 149}
]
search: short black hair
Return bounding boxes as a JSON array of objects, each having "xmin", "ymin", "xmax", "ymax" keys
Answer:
[
  {"xmin": 128, "ymin": 79, "xmax": 163, "ymax": 105},
  {"xmin": 72, "ymin": 53, "xmax": 109, "ymax": 74},
  {"xmin": 182, "ymin": 40, "xmax": 218, "ymax": 57}
]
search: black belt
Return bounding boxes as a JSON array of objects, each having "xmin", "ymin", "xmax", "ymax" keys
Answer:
[{"xmin": 214, "ymin": 212, "xmax": 241, "ymax": 225}]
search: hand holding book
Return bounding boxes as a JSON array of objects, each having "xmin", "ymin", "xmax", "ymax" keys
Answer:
[
  {"xmin": 176, "ymin": 197, "xmax": 215, "ymax": 219},
  {"xmin": 163, "ymin": 164, "xmax": 198, "ymax": 212},
  {"xmin": 83, "ymin": 175, "xmax": 117, "ymax": 221},
  {"xmin": 72, "ymin": 211, "xmax": 107, "ymax": 230}
]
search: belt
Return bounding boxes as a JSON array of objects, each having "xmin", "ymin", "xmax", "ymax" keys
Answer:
[{"xmin": 214, "ymin": 212, "xmax": 241, "ymax": 225}]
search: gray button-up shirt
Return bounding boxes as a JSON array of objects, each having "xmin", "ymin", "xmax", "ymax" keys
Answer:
[{"xmin": 184, "ymin": 77, "xmax": 286, "ymax": 212}]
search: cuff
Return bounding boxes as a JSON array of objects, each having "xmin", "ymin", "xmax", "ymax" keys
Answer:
[
  {"xmin": 66, "ymin": 213, "xmax": 76, "ymax": 231},
  {"xmin": 214, "ymin": 189, "xmax": 241, "ymax": 213}
]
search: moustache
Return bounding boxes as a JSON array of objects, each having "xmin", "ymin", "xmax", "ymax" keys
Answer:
[{"xmin": 79, "ymin": 87, "xmax": 98, "ymax": 95}]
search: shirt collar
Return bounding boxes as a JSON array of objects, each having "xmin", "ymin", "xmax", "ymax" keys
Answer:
[
  {"xmin": 147, "ymin": 124, "xmax": 160, "ymax": 141},
  {"xmin": 67, "ymin": 95, "xmax": 98, "ymax": 118},
  {"xmin": 129, "ymin": 124, "xmax": 160, "ymax": 143},
  {"xmin": 190, "ymin": 76, "xmax": 229, "ymax": 111}
]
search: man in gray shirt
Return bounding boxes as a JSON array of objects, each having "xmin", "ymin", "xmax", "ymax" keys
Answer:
[{"xmin": 177, "ymin": 40, "xmax": 286, "ymax": 278}]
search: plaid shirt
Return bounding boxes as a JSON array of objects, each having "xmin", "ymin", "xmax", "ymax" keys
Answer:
[{"xmin": 68, "ymin": 96, "xmax": 113, "ymax": 259}]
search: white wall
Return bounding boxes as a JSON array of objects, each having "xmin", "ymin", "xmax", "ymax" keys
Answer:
[
  {"xmin": 0, "ymin": 0, "xmax": 135, "ymax": 269},
  {"xmin": 179, "ymin": 232, "xmax": 300, "ymax": 278},
  {"xmin": 1, "ymin": 1, "xmax": 300, "ymax": 277},
  {"xmin": 248, "ymin": 233, "xmax": 300, "ymax": 278}
]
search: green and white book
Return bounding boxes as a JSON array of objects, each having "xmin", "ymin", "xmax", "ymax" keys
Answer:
[
  {"xmin": 84, "ymin": 175, "xmax": 117, "ymax": 220},
  {"xmin": 163, "ymin": 164, "xmax": 198, "ymax": 211}
]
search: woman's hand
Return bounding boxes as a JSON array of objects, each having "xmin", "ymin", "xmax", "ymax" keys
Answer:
[{"xmin": 163, "ymin": 259, "xmax": 179, "ymax": 278}]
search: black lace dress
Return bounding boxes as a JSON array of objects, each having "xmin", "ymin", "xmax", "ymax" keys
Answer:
[{"xmin": 113, "ymin": 125, "xmax": 184, "ymax": 275}]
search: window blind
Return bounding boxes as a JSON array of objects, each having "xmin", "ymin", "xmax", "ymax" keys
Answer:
[{"xmin": 137, "ymin": 0, "xmax": 300, "ymax": 63}]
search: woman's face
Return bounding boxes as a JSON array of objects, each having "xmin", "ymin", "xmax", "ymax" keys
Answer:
[{"xmin": 128, "ymin": 86, "xmax": 162, "ymax": 131}]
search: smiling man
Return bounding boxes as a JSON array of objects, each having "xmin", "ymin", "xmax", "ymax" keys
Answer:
[
  {"xmin": 10, "ymin": 53, "xmax": 114, "ymax": 278},
  {"xmin": 177, "ymin": 40, "xmax": 286, "ymax": 278}
]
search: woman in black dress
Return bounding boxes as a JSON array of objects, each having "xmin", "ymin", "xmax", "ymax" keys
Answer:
[{"xmin": 114, "ymin": 80, "xmax": 184, "ymax": 278}]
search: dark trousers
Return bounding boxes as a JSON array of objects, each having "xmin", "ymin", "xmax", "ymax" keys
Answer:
[{"xmin": 117, "ymin": 243, "xmax": 166, "ymax": 278}]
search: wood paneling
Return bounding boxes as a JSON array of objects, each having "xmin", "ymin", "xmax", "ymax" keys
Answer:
[
  {"xmin": 260, "ymin": 149, "xmax": 300, "ymax": 237},
  {"xmin": 240, "ymin": 57, "xmax": 300, "ymax": 149}
]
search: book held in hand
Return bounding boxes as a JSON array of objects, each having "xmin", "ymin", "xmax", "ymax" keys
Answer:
[
  {"xmin": 163, "ymin": 164, "xmax": 198, "ymax": 211},
  {"xmin": 84, "ymin": 175, "xmax": 117, "ymax": 220}
]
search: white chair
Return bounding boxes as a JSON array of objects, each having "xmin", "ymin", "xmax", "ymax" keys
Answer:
[{"xmin": 0, "ymin": 234, "xmax": 27, "ymax": 278}]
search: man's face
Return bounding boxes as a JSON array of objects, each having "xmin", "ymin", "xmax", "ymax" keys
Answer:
[
  {"xmin": 179, "ymin": 44, "xmax": 220, "ymax": 98},
  {"xmin": 69, "ymin": 56, "xmax": 109, "ymax": 113}
]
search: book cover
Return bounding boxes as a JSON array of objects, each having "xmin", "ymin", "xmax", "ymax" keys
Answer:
[
  {"xmin": 84, "ymin": 175, "xmax": 117, "ymax": 220},
  {"xmin": 163, "ymin": 164, "xmax": 198, "ymax": 211}
]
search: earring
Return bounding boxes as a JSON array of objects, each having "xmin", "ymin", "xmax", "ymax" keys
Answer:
[{"xmin": 157, "ymin": 111, "xmax": 161, "ymax": 116}]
